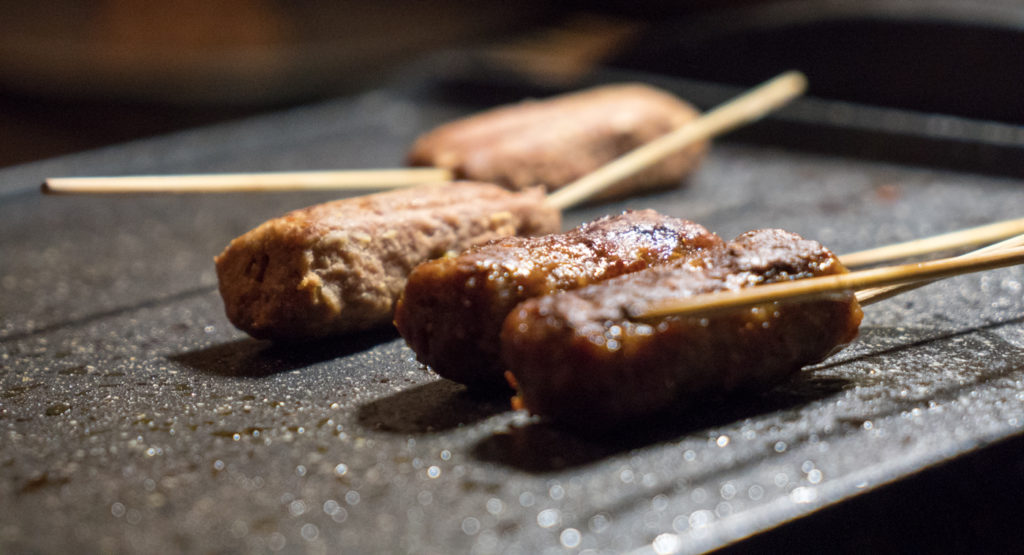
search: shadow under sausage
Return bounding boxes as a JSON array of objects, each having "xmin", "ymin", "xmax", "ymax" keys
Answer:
[
  {"xmin": 357, "ymin": 379, "xmax": 513, "ymax": 434},
  {"xmin": 471, "ymin": 315, "xmax": 1024, "ymax": 473},
  {"xmin": 170, "ymin": 327, "xmax": 401, "ymax": 378},
  {"xmin": 472, "ymin": 372, "xmax": 851, "ymax": 473}
]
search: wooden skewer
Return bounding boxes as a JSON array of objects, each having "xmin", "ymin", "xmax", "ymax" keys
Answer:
[
  {"xmin": 632, "ymin": 244, "xmax": 1024, "ymax": 320},
  {"xmin": 41, "ymin": 168, "xmax": 454, "ymax": 194},
  {"xmin": 839, "ymin": 216, "xmax": 1024, "ymax": 268},
  {"xmin": 854, "ymin": 232, "xmax": 1024, "ymax": 305},
  {"xmin": 632, "ymin": 218, "xmax": 1024, "ymax": 319},
  {"xmin": 41, "ymin": 71, "xmax": 806, "ymax": 200},
  {"xmin": 546, "ymin": 70, "xmax": 807, "ymax": 211}
]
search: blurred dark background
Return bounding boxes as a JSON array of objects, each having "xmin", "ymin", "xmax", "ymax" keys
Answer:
[
  {"xmin": 5, "ymin": 0, "xmax": 1024, "ymax": 175},
  {"xmin": 3, "ymin": 1, "xmax": 1023, "ymax": 552},
  {"xmin": 0, "ymin": 0, "xmax": 547, "ymax": 166},
  {"xmin": 0, "ymin": 0, "xmax": 718, "ymax": 167}
]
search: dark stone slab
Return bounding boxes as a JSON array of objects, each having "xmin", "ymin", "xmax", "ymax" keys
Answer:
[{"xmin": 2, "ymin": 63, "xmax": 1023, "ymax": 554}]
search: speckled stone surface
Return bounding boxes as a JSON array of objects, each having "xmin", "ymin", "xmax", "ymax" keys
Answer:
[{"xmin": 2, "ymin": 73, "xmax": 1024, "ymax": 555}]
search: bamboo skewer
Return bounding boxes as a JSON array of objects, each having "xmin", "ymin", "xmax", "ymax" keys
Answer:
[
  {"xmin": 632, "ymin": 244, "xmax": 1024, "ymax": 320},
  {"xmin": 546, "ymin": 70, "xmax": 807, "ymax": 211},
  {"xmin": 41, "ymin": 71, "xmax": 807, "ymax": 201},
  {"xmin": 42, "ymin": 168, "xmax": 454, "ymax": 194},
  {"xmin": 838, "ymin": 216, "xmax": 1024, "ymax": 268},
  {"xmin": 854, "ymin": 232, "xmax": 1024, "ymax": 305},
  {"xmin": 632, "ymin": 217, "xmax": 1024, "ymax": 319}
]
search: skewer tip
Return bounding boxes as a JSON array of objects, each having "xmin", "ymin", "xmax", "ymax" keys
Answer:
[{"xmin": 782, "ymin": 70, "xmax": 809, "ymax": 92}]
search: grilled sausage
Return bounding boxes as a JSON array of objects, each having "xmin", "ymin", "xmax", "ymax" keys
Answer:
[
  {"xmin": 407, "ymin": 84, "xmax": 707, "ymax": 200},
  {"xmin": 394, "ymin": 210, "xmax": 723, "ymax": 389},
  {"xmin": 215, "ymin": 182, "xmax": 559, "ymax": 341},
  {"xmin": 502, "ymin": 229, "xmax": 864, "ymax": 429}
]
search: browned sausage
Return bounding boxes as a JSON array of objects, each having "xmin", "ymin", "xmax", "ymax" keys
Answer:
[
  {"xmin": 502, "ymin": 229, "xmax": 863, "ymax": 429},
  {"xmin": 407, "ymin": 84, "xmax": 707, "ymax": 200},
  {"xmin": 394, "ymin": 210, "xmax": 723, "ymax": 389},
  {"xmin": 215, "ymin": 182, "xmax": 559, "ymax": 341}
]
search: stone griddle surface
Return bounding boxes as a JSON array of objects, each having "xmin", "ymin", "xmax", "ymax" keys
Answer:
[{"xmin": 2, "ymin": 76, "xmax": 1023, "ymax": 554}]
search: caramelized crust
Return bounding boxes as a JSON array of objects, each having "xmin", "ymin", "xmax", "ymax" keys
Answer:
[
  {"xmin": 394, "ymin": 210, "xmax": 723, "ymax": 389},
  {"xmin": 502, "ymin": 229, "xmax": 864, "ymax": 429},
  {"xmin": 215, "ymin": 182, "xmax": 559, "ymax": 341},
  {"xmin": 408, "ymin": 84, "xmax": 707, "ymax": 200}
]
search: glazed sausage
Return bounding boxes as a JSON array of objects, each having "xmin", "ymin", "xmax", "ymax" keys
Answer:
[
  {"xmin": 502, "ymin": 229, "xmax": 863, "ymax": 429},
  {"xmin": 394, "ymin": 210, "xmax": 723, "ymax": 389}
]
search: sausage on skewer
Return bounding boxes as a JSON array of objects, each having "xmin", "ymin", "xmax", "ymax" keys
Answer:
[
  {"xmin": 214, "ymin": 73, "xmax": 806, "ymax": 341},
  {"xmin": 215, "ymin": 182, "xmax": 559, "ymax": 341},
  {"xmin": 216, "ymin": 87, "xmax": 707, "ymax": 342},
  {"xmin": 44, "ymin": 84, "xmax": 706, "ymax": 196},
  {"xmin": 408, "ymin": 83, "xmax": 707, "ymax": 200},
  {"xmin": 394, "ymin": 210, "xmax": 722, "ymax": 389},
  {"xmin": 501, "ymin": 229, "xmax": 863, "ymax": 429}
]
